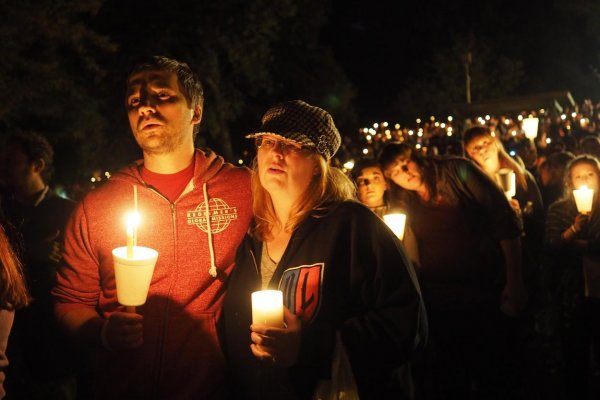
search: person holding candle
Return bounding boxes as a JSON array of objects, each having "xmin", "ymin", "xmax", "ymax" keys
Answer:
[
  {"xmin": 379, "ymin": 141, "xmax": 526, "ymax": 399},
  {"xmin": 463, "ymin": 127, "xmax": 544, "ymax": 265},
  {"xmin": 544, "ymin": 155, "xmax": 600, "ymax": 398},
  {"xmin": 351, "ymin": 157, "xmax": 419, "ymax": 266},
  {"xmin": 52, "ymin": 56, "xmax": 253, "ymax": 399},
  {"xmin": 221, "ymin": 100, "xmax": 425, "ymax": 399}
]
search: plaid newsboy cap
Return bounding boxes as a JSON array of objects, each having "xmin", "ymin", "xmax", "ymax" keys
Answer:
[{"xmin": 246, "ymin": 100, "xmax": 341, "ymax": 159}]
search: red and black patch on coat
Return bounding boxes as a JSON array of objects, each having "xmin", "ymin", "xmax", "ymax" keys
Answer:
[{"xmin": 278, "ymin": 263, "xmax": 324, "ymax": 324}]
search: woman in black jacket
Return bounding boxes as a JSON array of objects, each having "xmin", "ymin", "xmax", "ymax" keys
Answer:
[{"xmin": 221, "ymin": 100, "xmax": 425, "ymax": 400}]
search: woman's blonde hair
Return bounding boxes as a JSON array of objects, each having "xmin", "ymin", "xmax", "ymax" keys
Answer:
[
  {"xmin": 0, "ymin": 225, "xmax": 29, "ymax": 310},
  {"xmin": 251, "ymin": 154, "xmax": 356, "ymax": 241},
  {"xmin": 463, "ymin": 127, "xmax": 528, "ymax": 191}
]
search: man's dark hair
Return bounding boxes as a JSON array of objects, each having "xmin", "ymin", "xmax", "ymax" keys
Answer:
[
  {"xmin": 379, "ymin": 142, "xmax": 416, "ymax": 170},
  {"xmin": 127, "ymin": 56, "xmax": 204, "ymax": 109},
  {"xmin": 351, "ymin": 158, "xmax": 384, "ymax": 181},
  {"xmin": 7, "ymin": 132, "xmax": 54, "ymax": 182}
]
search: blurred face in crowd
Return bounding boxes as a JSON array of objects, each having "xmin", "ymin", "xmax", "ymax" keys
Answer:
[
  {"xmin": 539, "ymin": 163, "xmax": 552, "ymax": 186},
  {"xmin": 465, "ymin": 134, "xmax": 500, "ymax": 173},
  {"xmin": 256, "ymin": 135, "xmax": 318, "ymax": 203},
  {"xmin": 0, "ymin": 143, "xmax": 39, "ymax": 191},
  {"xmin": 515, "ymin": 142, "xmax": 538, "ymax": 169},
  {"xmin": 356, "ymin": 166, "xmax": 387, "ymax": 208},
  {"xmin": 570, "ymin": 162, "xmax": 599, "ymax": 192},
  {"xmin": 384, "ymin": 155, "xmax": 424, "ymax": 192},
  {"xmin": 126, "ymin": 70, "xmax": 201, "ymax": 155}
]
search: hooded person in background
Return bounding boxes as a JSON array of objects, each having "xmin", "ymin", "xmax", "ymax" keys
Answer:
[{"xmin": 52, "ymin": 56, "xmax": 253, "ymax": 399}]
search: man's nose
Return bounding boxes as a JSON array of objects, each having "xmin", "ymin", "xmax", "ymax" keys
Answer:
[{"xmin": 138, "ymin": 95, "xmax": 156, "ymax": 115}]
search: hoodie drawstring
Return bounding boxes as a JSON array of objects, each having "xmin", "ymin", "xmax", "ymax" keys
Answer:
[{"xmin": 203, "ymin": 182, "xmax": 217, "ymax": 278}]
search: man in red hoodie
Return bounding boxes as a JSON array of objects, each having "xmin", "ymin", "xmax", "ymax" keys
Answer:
[{"xmin": 52, "ymin": 56, "xmax": 253, "ymax": 399}]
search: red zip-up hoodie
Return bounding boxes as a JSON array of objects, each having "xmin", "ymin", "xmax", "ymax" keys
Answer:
[{"xmin": 53, "ymin": 149, "xmax": 252, "ymax": 399}]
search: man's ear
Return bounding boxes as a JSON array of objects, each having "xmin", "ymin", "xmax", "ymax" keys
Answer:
[
  {"xmin": 32, "ymin": 158, "xmax": 45, "ymax": 175},
  {"xmin": 192, "ymin": 105, "xmax": 203, "ymax": 125}
]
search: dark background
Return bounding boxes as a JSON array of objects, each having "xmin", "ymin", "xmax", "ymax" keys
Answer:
[{"xmin": 0, "ymin": 0, "xmax": 599, "ymax": 185}]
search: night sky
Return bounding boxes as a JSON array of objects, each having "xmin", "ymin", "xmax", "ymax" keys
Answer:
[{"xmin": 323, "ymin": 0, "xmax": 600, "ymax": 125}]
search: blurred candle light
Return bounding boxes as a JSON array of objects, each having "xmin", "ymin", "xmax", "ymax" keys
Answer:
[
  {"xmin": 522, "ymin": 117, "xmax": 539, "ymax": 139},
  {"xmin": 383, "ymin": 213, "xmax": 407, "ymax": 241},
  {"xmin": 573, "ymin": 185, "xmax": 594, "ymax": 214},
  {"xmin": 497, "ymin": 168, "xmax": 516, "ymax": 198},
  {"xmin": 251, "ymin": 290, "xmax": 284, "ymax": 327}
]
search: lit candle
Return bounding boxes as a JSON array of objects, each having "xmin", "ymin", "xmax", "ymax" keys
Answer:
[
  {"xmin": 251, "ymin": 290, "xmax": 284, "ymax": 328},
  {"xmin": 497, "ymin": 168, "xmax": 516, "ymax": 198},
  {"xmin": 383, "ymin": 213, "xmax": 407, "ymax": 241},
  {"xmin": 125, "ymin": 211, "xmax": 141, "ymax": 258},
  {"xmin": 573, "ymin": 185, "xmax": 594, "ymax": 214},
  {"xmin": 522, "ymin": 117, "xmax": 539, "ymax": 139}
]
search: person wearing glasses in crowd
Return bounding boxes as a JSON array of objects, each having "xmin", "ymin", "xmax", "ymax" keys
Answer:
[
  {"xmin": 379, "ymin": 142, "xmax": 526, "ymax": 399},
  {"xmin": 221, "ymin": 100, "xmax": 426, "ymax": 399}
]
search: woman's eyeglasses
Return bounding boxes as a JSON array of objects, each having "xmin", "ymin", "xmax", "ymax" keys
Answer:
[{"xmin": 255, "ymin": 137, "xmax": 314, "ymax": 156}]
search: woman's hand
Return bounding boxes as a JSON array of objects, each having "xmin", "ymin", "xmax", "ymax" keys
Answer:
[
  {"xmin": 508, "ymin": 198, "xmax": 522, "ymax": 217},
  {"xmin": 250, "ymin": 307, "xmax": 301, "ymax": 367},
  {"xmin": 572, "ymin": 213, "xmax": 589, "ymax": 233}
]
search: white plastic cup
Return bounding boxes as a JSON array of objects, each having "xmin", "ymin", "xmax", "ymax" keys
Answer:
[{"xmin": 112, "ymin": 246, "xmax": 159, "ymax": 306}]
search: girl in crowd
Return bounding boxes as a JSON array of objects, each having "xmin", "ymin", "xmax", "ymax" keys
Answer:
[
  {"xmin": 0, "ymin": 221, "xmax": 29, "ymax": 399},
  {"xmin": 463, "ymin": 127, "xmax": 544, "ymax": 264},
  {"xmin": 544, "ymin": 155, "xmax": 600, "ymax": 399},
  {"xmin": 221, "ymin": 100, "xmax": 425, "ymax": 399},
  {"xmin": 380, "ymin": 142, "xmax": 525, "ymax": 399}
]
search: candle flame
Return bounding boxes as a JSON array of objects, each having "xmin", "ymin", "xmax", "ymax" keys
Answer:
[{"xmin": 126, "ymin": 211, "xmax": 141, "ymax": 229}]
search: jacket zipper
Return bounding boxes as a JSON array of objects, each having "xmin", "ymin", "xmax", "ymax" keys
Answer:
[{"xmin": 143, "ymin": 185, "xmax": 175, "ymax": 399}]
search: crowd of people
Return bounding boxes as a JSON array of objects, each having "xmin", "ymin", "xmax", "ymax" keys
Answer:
[{"xmin": 0, "ymin": 55, "xmax": 598, "ymax": 399}]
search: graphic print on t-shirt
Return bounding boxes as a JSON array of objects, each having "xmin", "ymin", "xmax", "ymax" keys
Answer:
[
  {"xmin": 279, "ymin": 263, "xmax": 324, "ymax": 323},
  {"xmin": 186, "ymin": 198, "xmax": 238, "ymax": 233}
]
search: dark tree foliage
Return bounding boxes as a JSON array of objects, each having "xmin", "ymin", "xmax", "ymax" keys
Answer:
[
  {"xmin": 93, "ymin": 0, "xmax": 355, "ymax": 164},
  {"xmin": 0, "ymin": 0, "xmax": 116, "ymax": 184},
  {"xmin": 0, "ymin": 0, "xmax": 355, "ymax": 184}
]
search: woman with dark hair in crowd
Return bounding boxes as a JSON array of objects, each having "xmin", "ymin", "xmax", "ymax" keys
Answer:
[
  {"xmin": 0, "ymin": 217, "xmax": 29, "ymax": 399},
  {"xmin": 379, "ymin": 141, "xmax": 526, "ymax": 399},
  {"xmin": 544, "ymin": 155, "xmax": 600, "ymax": 399}
]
